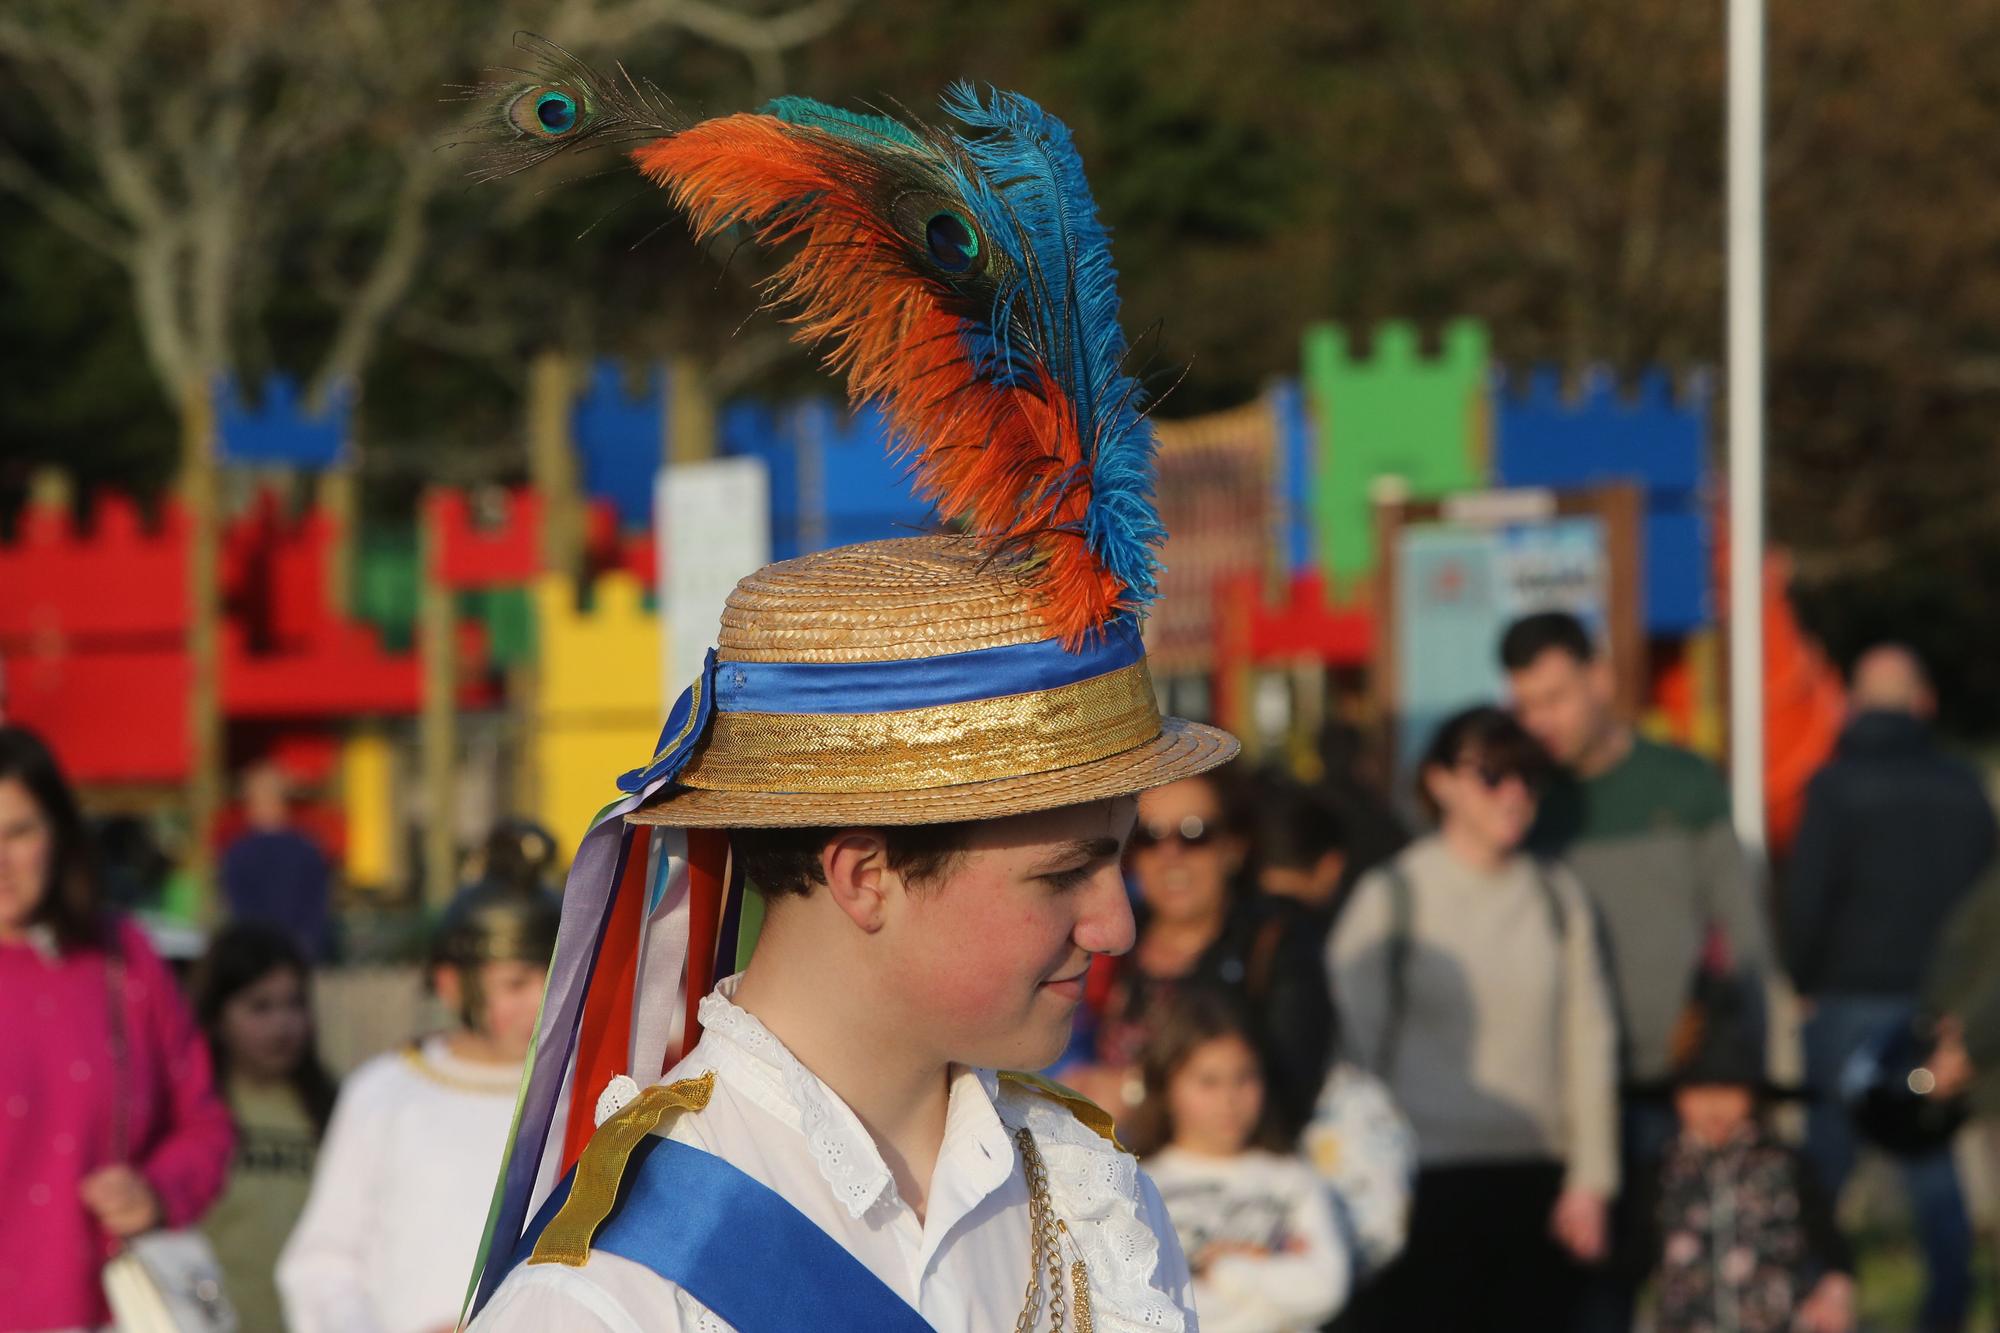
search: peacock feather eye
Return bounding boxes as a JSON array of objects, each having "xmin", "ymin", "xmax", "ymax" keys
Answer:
[
  {"xmin": 535, "ymin": 90, "xmax": 578, "ymax": 133},
  {"xmin": 925, "ymin": 211, "xmax": 980, "ymax": 274},
  {"xmin": 507, "ymin": 86, "xmax": 581, "ymax": 138}
]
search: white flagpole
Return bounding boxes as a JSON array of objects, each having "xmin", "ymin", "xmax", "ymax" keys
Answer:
[{"xmin": 1727, "ymin": 0, "xmax": 1768, "ymax": 854}]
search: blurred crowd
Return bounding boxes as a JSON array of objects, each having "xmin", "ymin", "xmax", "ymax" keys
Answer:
[{"xmin": 5, "ymin": 609, "xmax": 2000, "ymax": 1333}]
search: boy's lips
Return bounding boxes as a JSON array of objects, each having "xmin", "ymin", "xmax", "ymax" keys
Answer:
[{"xmin": 1041, "ymin": 967, "xmax": 1088, "ymax": 998}]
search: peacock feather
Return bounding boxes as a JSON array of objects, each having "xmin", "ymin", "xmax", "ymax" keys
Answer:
[{"xmin": 469, "ymin": 36, "xmax": 1162, "ymax": 645}]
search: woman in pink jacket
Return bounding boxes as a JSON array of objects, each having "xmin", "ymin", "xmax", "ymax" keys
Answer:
[{"xmin": 0, "ymin": 725, "xmax": 234, "ymax": 1332}]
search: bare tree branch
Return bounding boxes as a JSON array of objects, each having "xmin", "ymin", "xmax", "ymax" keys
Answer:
[
  {"xmin": 311, "ymin": 146, "xmax": 445, "ymax": 405},
  {"xmin": 0, "ymin": 141, "xmax": 130, "ymax": 260},
  {"xmin": 1, "ymin": 0, "xmax": 855, "ymax": 421},
  {"xmin": 666, "ymin": 0, "xmax": 854, "ymax": 56}
]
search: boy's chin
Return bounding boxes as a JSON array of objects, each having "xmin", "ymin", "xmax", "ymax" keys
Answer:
[{"xmin": 961, "ymin": 1019, "xmax": 1071, "ymax": 1075}]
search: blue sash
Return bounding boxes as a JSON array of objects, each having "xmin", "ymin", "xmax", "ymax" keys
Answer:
[{"xmin": 508, "ymin": 1136, "xmax": 936, "ymax": 1332}]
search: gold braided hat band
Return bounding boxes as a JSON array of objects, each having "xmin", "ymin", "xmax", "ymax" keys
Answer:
[
  {"xmin": 680, "ymin": 660, "xmax": 1160, "ymax": 793},
  {"xmin": 623, "ymin": 538, "xmax": 1237, "ymax": 829}
]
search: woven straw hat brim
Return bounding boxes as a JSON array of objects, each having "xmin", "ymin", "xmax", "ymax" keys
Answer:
[{"xmin": 627, "ymin": 716, "xmax": 1237, "ymax": 828}]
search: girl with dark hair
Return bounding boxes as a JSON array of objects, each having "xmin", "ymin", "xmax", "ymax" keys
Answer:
[
  {"xmin": 0, "ymin": 724, "xmax": 234, "ymax": 1333},
  {"xmin": 194, "ymin": 922, "xmax": 340, "ymax": 1332},
  {"xmin": 1132, "ymin": 987, "xmax": 1349, "ymax": 1332},
  {"xmin": 1329, "ymin": 705, "xmax": 1618, "ymax": 1332}
]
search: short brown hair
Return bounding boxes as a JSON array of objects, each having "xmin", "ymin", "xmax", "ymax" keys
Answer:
[
  {"xmin": 1499, "ymin": 611, "xmax": 1596, "ymax": 670},
  {"xmin": 730, "ymin": 822, "xmax": 976, "ymax": 899},
  {"xmin": 1414, "ymin": 705, "xmax": 1553, "ymax": 820}
]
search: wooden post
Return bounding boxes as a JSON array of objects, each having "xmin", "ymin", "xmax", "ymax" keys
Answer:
[
  {"xmin": 1213, "ymin": 576, "xmax": 1255, "ymax": 756},
  {"xmin": 1290, "ymin": 659, "xmax": 1327, "ymax": 774},
  {"xmin": 521, "ymin": 351, "xmax": 577, "ymax": 832},
  {"xmin": 317, "ymin": 465, "xmax": 357, "ymax": 619},
  {"xmin": 526, "ymin": 352, "xmax": 580, "ymax": 576},
  {"xmin": 507, "ymin": 660, "xmax": 540, "ymax": 824},
  {"xmin": 417, "ymin": 496, "xmax": 458, "ymax": 908},
  {"xmin": 182, "ymin": 381, "xmax": 223, "ymax": 919},
  {"xmin": 667, "ymin": 354, "xmax": 716, "ymax": 464},
  {"xmin": 27, "ymin": 467, "xmax": 72, "ymax": 512}
]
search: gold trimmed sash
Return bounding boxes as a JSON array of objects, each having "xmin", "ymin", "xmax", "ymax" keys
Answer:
[{"xmin": 529, "ymin": 1071, "xmax": 717, "ymax": 1267}]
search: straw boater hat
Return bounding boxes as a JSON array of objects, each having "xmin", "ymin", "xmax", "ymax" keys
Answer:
[
  {"xmin": 625, "ymin": 536, "xmax": 1234, "ymax": 828},
  {"xmin": 463, "ymin": 39, "xmax": 1237, "ymax": 1309}
]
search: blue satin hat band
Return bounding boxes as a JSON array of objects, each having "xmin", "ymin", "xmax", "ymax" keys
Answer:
[
  {"xmin": 709, "ymin": 619, "xmax": 1145, "ymax": 715},
  {"xmin": 618, "ymin": 621, "xmax": 1150, "ymax": 796}
]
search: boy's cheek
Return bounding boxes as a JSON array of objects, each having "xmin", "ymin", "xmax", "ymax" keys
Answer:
[{"xmin": 900, "ymin": 912, "xmax": 1043, "ymax": 1018}]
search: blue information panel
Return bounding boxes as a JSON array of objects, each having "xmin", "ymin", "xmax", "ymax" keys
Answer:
[{"xmin": 1393, "ymin": 515, "xmax": 1608, "ymax": 774}]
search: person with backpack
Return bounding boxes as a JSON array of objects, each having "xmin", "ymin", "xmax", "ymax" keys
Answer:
[{"xmin": 1329, "ymin": 705, "xmax": 1619, "ymax": 1332}]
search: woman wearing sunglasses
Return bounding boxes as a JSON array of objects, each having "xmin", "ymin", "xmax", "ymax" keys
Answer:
[
  {"xmin": 1065, "ymin": 765, "xmax": 1335, "ymax": 1141},
  {"xmin": 1330, "ymin": 705, "xmax": 1619, "ymax": 1333}
]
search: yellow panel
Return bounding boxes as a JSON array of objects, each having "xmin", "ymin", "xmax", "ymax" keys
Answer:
[
  {"xmin": 532, "ymin": 573, "xmax": 667, "ymax": 856},
  {"xmin": 340, "ymin": 732, "xmax": 396, "ymax": 890},
  {"xmin": 537, "ymin": 722, "xmax": 664, "ymax": 859},
  {"xmin": 534, "ymin": 573, "xmax": 664, "ymax": 718}
]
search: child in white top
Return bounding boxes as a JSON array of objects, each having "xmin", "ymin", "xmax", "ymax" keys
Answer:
[
  {"xmin": 279, "ymin": 883, "xmax": 557, "ymax": 1333},
  {"xmin": 1133, "ymin": 988, "xmax": 1350, "ymax": 1333}
]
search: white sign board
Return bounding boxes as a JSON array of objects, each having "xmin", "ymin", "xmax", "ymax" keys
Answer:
[{"xmin": 657, "ymin": 457, "xmax": 772, "ymax": 708}]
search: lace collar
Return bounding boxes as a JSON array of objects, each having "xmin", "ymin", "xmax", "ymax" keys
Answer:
[
  {"xmin": 995, "ymin": 1080, "xmax": 1188, "ymax": 1333},
  {"xmin": 692, "ymin": 975, "xmax": 1007, "ymax": 1222}
]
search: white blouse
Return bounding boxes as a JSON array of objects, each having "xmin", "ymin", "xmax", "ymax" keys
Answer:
[
  {"xmin": 473, "ymin": 978, "xmax": 1196, "ymax": 1333},
  {"xmin": 1145, "ymin": 1148, "xmax": 1349, "ymax": 1333},
  {"xmin": 277, "ymin": 1035, "xmax": 524, "ymax": 1333}
]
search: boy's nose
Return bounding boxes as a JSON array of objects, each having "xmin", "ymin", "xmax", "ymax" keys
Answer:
[{"xmin": 1075, "ymin": 865, "xmax": 1136, "ymax": 957}]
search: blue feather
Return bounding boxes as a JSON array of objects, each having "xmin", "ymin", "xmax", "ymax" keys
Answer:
[
  {"xmin": 939, "ymin": 86, "xmax": 1163, "ymax": 612},
  {"xmin": 761, "ymin": 96, "xmax": 923, "ymax": 150}
]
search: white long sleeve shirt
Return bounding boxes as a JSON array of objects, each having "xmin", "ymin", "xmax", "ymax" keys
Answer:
[
  {"xmin": 1145, "ymin": 1148, "xmax": 1349, "ymax": 1333},
  {"xmin": 473, "ymin": 978, "xmax": 1196, "ymax": 1332},
  {"xmin": 277, "ymin": 1036, "xmax": 521, "ymax": 1333}
]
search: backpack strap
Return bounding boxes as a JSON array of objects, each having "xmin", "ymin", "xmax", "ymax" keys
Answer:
[
  {"xmin": 1244, "ymin": 911, "xmax": 1288, "ymax": 1003},
  {"xmin": 529, "ymin": 1071, "xmax": 717, "ymax": 1267},
  {"xmin": 1373, "ymin": 858, "xmax": 1569, "ymax": 1080},
  {"xmin": 1377, "ymin": 862, "xmax": 1415, "ymax": 1079},
  {"xmin": 1528, "ymin": 857, "xmax": 1568, "ymax": 941}
]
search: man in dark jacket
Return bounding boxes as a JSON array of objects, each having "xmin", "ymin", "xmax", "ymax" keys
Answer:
[{"xmin": 1786, "ymin": 644, "xmax": 1996, "ymax": 1333}]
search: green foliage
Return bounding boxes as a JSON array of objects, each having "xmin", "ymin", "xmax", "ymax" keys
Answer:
[{"xmin": 0, "ymin": 200, "xmax": 172, "ymax": 500}]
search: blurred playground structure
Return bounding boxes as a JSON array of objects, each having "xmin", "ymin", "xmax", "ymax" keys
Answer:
[{"xmin": 0, "ymin": 319, "xmax": 1848, "ymax": 922}]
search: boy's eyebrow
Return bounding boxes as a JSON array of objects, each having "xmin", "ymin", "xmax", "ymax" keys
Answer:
[{"xmin": 1036, "ymin": 837, "xmax": 1123, "ymax": 869}]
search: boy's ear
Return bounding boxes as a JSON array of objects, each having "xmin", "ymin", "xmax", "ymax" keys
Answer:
[
  {"xmin": 820, "ymin": 830, "xmax": 893, "ymax": 934},
  {"xmin": 431, "ymin": 963, "xmax": 464, "ymax": 1009}
]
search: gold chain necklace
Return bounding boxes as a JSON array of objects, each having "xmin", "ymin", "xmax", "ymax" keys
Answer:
[{"xmin": 1013, "ymin": 1127, "xmax": 1094, "ymax": 1333}]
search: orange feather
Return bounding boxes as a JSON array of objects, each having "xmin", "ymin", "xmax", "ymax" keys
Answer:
[{"xmin": 633, "ymin": 118, "xmax": 1123, "ymax": 644}]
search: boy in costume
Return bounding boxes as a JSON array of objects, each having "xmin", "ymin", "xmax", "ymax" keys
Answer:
[
  {"xmin": 279, "ymin": 883, "xmax": 559, "ymax": 1333},
  {"xmin": 462, "ymin": 37, "xmax": 1239, "ymax": 1333}
]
